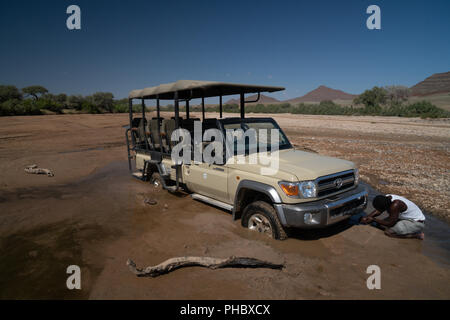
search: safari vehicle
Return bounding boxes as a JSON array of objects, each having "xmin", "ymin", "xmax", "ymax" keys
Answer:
[{"xmin": 125, "ymin": 80, "xmax": 368, "ymax": 239}]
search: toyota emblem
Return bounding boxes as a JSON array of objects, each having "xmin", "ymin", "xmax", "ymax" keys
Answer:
[{"xmin": 334, "ymin": 178, "xmax": 343, "ymax": 188}]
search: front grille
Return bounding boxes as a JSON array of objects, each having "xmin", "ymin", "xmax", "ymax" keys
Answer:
[
  {"xmin": 317, "ymin": 170, "xmax": 355, "ymax": 197},
  {"xmin": 329, "ymin": 196, "xmax": 366, "ymax": 217}
]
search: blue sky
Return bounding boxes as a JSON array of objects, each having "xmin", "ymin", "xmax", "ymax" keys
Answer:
[{"xmin": 0, "ymin": 0, "xmax": 449, "ymax": 101}]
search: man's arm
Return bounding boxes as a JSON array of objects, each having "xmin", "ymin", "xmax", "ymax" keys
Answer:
[
  {"xmin": 367, "ymin": 209, "xmax": 383, "ymax": 218},
  {"xmin": 361, "ymin": 209, "xmax": 382, "ymax": 224},
  {"xmin": 372, "ymin": 200, "xmax": 405, "ymax": 227},
  {"xmin": 372, "ymin": 212, "xmax": 398, "ymax": 227}
]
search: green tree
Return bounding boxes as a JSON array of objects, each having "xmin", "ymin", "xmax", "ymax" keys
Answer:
[
  {"xmin": 90, "ymin": 92, "xmax": 114, "ymax": 112},
  {"xmin": 22, "ymin": 85, "xmax": 48, "ymax": 100},
  {"xmin": 55, "ymin": 93, "xmax": 68, "ymax": 106},
  {"xmin": 67, "ymin": 95, "xmax": 85, "ymax": 110},
  {"xmin": 353, "ymin": 86, "xmax": 387, "ymax": 108},
  {"xmin": 0, "ymin": 85, "xmax": 22, "ymax": 103},
  {"xmin": 112, "ymin": 98, "xmax": 129, "ymax": 113}
]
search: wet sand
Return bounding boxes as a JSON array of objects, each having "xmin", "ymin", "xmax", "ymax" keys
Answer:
[{"xmin": 0, "ymin": 113, "xmax": 449, "ymax": 299}]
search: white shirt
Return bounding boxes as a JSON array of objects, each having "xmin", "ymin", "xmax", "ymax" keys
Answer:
[{"xmin": 388, "ymin": 194, "xmax": 425, "ymax": 221}]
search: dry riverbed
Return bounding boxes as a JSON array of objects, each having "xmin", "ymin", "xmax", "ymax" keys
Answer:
[{"xmin": 0, "ymin": 113, "xmax": 449, "ymax": 299}]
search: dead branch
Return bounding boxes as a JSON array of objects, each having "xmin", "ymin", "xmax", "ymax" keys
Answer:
[
  {"xmin": 25, "ymin": 164, "xmax": 54, "ymax": 177},
  {"xmin": 127, "ymin": 256, "xmax": 284, "ymax": 277}
]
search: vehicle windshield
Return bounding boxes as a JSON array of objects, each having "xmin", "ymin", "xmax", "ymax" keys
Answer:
[{"xmin": 221, "ymin": 119, "xmax": 292, "ymax": 155}]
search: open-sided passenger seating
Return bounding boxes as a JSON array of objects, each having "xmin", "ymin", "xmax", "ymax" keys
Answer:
[
  {"xmin": 148, "ymin": 119, "xmax": 162, "ymax": 150},
  {"xmin": 162, "ymin": 118, "xmax": 177, "ymax": 152},
  {"xmin": 131, "ymin": 117, "xmax": 148, "ymax": 149}
]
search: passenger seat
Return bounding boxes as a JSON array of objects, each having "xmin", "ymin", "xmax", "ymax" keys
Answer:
[
  {"xmin": 148, "ymin": 119, "xmax": 162, "ymax": 150},
  {"xmin": 162, "ymin": 119, "xmax": 177, "ymax": 151},
  {"xmin": 135, "ymin": 118, "xmax": 147, "ymax": 149}
]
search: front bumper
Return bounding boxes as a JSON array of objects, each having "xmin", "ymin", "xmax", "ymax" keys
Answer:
[{"xmin": 274, "ymin": 185, "xmax": 368, "ymax": 229}]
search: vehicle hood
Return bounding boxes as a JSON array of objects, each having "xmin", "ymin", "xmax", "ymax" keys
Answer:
[
  {"xmin": 227, "ymin": 148, "xmax": 355, "ymax": 181},
  {"xmin": 274, "ymin": 149, "xmax": 355, "ymax": 180}
]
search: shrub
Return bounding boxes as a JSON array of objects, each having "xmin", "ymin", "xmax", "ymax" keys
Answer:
[
  {"xmin": 0, "ymin": 85, "xmax": 22, "ymax": 103},
  {"xmin": 0, "ymin": 99, "xmax": 17, "ymax": 116},
  {"xmin": 67, "ymin": 95, "xmax": 85, "ymax": 110},
  {"xmin": 113, "ymin": 103, "xmax": 128, "ymax": 113},
  {"xmin": 404, "ymin": 101, "xmax": 449, "ymax": 118},
  {"xmin": 81, "ymin": 101, "xmax": 100, "ymax": 114},
  {"xmin": 0, "ymin": 99, "xmax": 43, "ymax": 116},
  {"xmin": 22, "ymin": 99, "xmax": 44, "ymax": 115},
  {"xmin": 292, "ymin": 101, "xmax": 356, "ymax": 115},
  {"xmin": 34, "ymin": 99, "xmax": 63, "ymax": 113}
]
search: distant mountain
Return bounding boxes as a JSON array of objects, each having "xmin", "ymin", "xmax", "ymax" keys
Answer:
[
  {"xmin": 286, "ymin": 85, "xmax": 357, "ymax": 103},
  {"xmin": 226, "ymin": 94, "xmax": 280, "ymax": 105},
  {"xmin": 410, "ymin": 71, "xmax": 450, "ymax": 96}
]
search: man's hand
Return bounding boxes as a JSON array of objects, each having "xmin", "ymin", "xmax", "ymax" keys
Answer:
[{"xmin": 360, "ymin": 216, "xmax": 373, "ymax": 224}]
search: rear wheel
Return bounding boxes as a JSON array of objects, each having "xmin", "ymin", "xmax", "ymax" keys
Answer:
[
  {"xmin": 242, "ymin": 201, "xmax": 288, "ymax": 240},
  {"xmin": 150, "ymin": 172, "xmax": 163, "ymax": 191}
]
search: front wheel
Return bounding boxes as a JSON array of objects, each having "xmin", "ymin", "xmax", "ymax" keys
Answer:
[{"xmin": 241, "ymin": 201, "xmax": 288, "ymax": 240}]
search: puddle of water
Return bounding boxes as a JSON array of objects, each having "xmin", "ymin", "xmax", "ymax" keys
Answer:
[
  {"xmin": 0, "ymin": 223, "xmax": 89, "ymax": 299},
  {"xmin": 0, "ymin": 162, "xmax": 148, "ymax": 298}
]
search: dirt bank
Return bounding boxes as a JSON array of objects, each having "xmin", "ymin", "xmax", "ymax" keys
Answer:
[{"xmin": 0, "ymin": 113, "xmax": 449, "ymax": 299}]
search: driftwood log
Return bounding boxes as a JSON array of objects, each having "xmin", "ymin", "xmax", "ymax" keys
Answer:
[
  {"xmin": 127, "ymin": 256, "xmax": 284, "ymax": 277},
  {"xmin": 25, "ymin": 164, "xmax": 54, "ymax": 177}
]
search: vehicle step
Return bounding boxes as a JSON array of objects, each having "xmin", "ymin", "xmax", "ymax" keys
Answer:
[
  {"xmin": 191, "ymin": 193, "xmax": 234, "ymax": 211},
  {"xmin": 165, "ymin": 185, "xmax": 178, "ymax": 192}
]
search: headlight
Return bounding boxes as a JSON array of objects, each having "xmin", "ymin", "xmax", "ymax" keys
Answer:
[
  {"xmin": 278, "ymin": 182, "xmax": 299, "ymax": 197},
  {"xmin": 298, "ymin": 181, "xmax": 317, "ymax": 198},
  {"xmin": 354, "ymin": 168, "xmax": 360, "ymax": 185}
]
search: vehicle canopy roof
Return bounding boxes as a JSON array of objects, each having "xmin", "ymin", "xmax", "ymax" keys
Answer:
[{"xmin": 128, "ymin": 80, "xmax": 285, "ymax": 100}]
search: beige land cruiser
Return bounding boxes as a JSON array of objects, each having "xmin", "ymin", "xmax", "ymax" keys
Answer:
[{"xmin": 125, "ymin": 80, "xmax": 368, "ymax": 239}]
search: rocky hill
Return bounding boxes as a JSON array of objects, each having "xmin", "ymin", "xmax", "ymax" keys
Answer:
[
  {"xmin": 286, "ymin": 85, "xmax": 357, "ymax": 103},
  {"xmin": 410, "ymin": 71, "xmax": 450, "ymax": 96}
]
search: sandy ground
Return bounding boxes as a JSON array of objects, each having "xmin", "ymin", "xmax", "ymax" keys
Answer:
[{"xmin": 0, "ymin": 113, "xmax": 449, "ymax": 299}]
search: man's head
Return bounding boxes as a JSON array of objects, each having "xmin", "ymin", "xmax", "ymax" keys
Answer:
[{"xmin": 372, "ymin": 195, "xmax": 392, "ymax": 212}]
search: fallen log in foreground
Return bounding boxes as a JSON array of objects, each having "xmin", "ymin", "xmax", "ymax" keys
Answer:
[{"xmin": 127, "ymin": 256, "xmax": 284, "ymax": 277}]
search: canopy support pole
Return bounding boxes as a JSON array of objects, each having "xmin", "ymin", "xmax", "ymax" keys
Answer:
[
  {"xmin": 173, "ymin": 91, "xmax": 180, "ymax": 192},
  {"xmin": 142, "ymin": 99, "xmax": 150, "ymax": 150},
  {"xmin": 128, "ymin": 98, "xmax": 133, "ymax": 129},
  {"xmin": 186, "ymin": 100, "xmax": 190, "ymax": 119},
  {"xmin": 202, "ymin": 97, "xmax": 205, "ymax": 121},
  {"xmin": 129, "ymin": 98, "xmax": 135, "ymax": 146},
  {"xmin": 219, "ymin": 95, "xmax": 223, "ymax": 118},
  {"xmin": 157, "ymin": 97, "xmax": 161, "ymax": 152},
  {"xmin": 245, "ymin": 92, "xmax": 260, "ymax": 103},
  {"xmin": 240, "ymin": 93, "xmax": 245, "ymax": 119},
  {"xmin": 174, "ymin": 91, "xmax": 180, "ymax": 129}
]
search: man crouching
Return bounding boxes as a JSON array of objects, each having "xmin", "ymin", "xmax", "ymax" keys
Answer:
[{"xmin": 361, "ymin": 194, "xmax": 425, "ymax": 240}]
